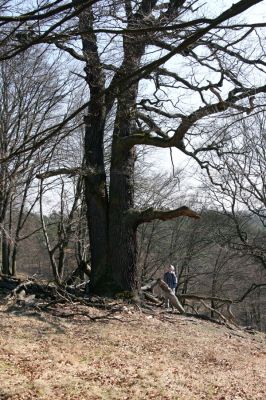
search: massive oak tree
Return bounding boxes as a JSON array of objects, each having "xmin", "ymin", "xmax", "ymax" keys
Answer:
[{"xmin": 0, "ymin": 0, "xmax": 265, "ymax": 295}]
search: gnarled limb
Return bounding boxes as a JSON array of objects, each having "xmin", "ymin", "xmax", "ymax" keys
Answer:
[
  {"xmin": 123, "ymin": 84, "xmax": 266, "ymax": 150},
  {"xmin": 128, "ymin": 205, "xmax": 200, "ymax": 226}
]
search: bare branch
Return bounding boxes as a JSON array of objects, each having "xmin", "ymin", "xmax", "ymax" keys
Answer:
[
  {"xmin": 123, "ymin": 84, "xmax": 266, "ymax": 149},
  {"xmin": 36, "ymin": 167, "xmax": 88, "ymax": 179},
  {"xmin": 236, "ymin": 283, "xmax": 266, "ymax": 303},
  {"xmin": 114, "ymin": 0, "xmax": 264, "ymax": 86}
]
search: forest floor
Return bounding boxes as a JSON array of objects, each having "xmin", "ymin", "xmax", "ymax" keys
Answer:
[{"xmin": 0, "ymin": 298, "xmax": 265, "ymax": 400}]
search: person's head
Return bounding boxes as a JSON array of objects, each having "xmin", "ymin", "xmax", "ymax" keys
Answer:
[{"xmin": 169, "ymin": 265, "xmax": 175, "ymax": 272}]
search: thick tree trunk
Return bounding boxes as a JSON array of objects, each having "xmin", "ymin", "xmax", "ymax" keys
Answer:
[
  {"xmin": 83, "ymin": 103, "xmax": 108, "ymax": 294},
  {"xmin": 84, "ymin": 7, "xmax": 145, "ymax": 295},
  {"xmin": 75, "ymin": 2, "xmax": 109, "ymax": 295},
  {"xmin": 108, "ymin": 73, "xmax": 141, "ymax": 294},
  {"xmin": 108, "ymin": 137, "xmax": 138, "ymax": 293},
  {"xmin": 104, "ymin": 17, "xmax": 146, "ymax": 295},
  {"xmin": 78, "ymin": 3, "xmax": 201, "ymax": 297}
]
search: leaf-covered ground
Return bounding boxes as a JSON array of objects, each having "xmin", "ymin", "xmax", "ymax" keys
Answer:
[{"xmin": 0, "ymin": 303, "xmax": 265, "ymax": 400}]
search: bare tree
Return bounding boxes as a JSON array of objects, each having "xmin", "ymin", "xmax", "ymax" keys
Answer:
[
  {"xmin": 202, "ymin": 112, "xmax": 266, "ymax": 269},
  {"xmin": 0, "ymin": 1, "xmax": 265, "ymax": 296},
  {"xmin": 39, "ymin": 173, "xmax": 86, "ymax": 284},
  {"xmin": 0, "ymin": 48, "xmax": 68, "ymax": 275}
]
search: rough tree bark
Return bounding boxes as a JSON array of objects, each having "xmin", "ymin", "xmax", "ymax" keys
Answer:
[
  {"xmin": 73, "ymin": 0, "xmax": 264, "ymax": 297},
  {"xmin": 77, "ymin": 2, "xmax": 200, "ymax": 296},
  {"xmin": 75, "ymin": 2, "xmax": 109, "ymax": 293},
  {"xmin": 108, "ymin": 10, "xmax": 146, "ymax": 294}
]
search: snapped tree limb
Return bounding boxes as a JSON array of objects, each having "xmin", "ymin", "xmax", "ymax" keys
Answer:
[
  {"xmin": 128, "ymin": 206, "xmax": 200, "ymax": 226},
  {"xmin": 157, "ymin": 279, "xmax": 185, "ymax": 314}
]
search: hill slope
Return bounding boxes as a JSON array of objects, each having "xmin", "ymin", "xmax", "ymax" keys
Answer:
[{"xmin": 0, "ymin": 304, "xmax": 265, "ymax": 400}]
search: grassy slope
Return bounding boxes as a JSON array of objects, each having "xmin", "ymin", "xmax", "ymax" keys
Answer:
[{"xmin": 0, "ymin": 304, "xmax": 265, "ymax": 400}]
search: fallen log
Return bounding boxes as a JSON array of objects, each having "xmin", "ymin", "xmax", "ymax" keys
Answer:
[
  {"xmin": 141, "ymin": 280, "xmax": 158, "ymax": 291},
  {"xmin": 178, "ymin": 293, "xmax": 232, "ymax": 303},
  {"xmin": 66, "ymin": 261, "xmax": 91, "ymax": 285},
  {"xmin": 157, "ymin": 279, "xmax": 185, "ymax": 314},
  {"xmin": 0, "ymin": 275, "xmax": 57, "ymax": 299},
  {"xmin": 178, "ymin": 293, "xmax": 236, "ymax": 325},
  {"xmin": 0, "ymin": 274, "xmax": 88, "ymax": 300},
  {"xmin": 0, "ymin": 275, "xmax": 21, "ymax": 291},
  {"xmin": 143, "ymin": 291, "xmax": 162, "ymax": 305}
]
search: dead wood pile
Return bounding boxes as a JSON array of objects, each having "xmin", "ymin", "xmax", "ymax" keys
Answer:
[{"xmin": 0, "ymin": 274, "xmax": 237, "ymax": 327}]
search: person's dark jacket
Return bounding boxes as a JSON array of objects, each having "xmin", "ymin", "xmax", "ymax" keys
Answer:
[{"xmin": 163, "ymin": 271, "xmax": 177, "ymax": 291}]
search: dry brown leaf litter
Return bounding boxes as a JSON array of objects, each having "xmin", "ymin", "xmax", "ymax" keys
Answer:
[{"xmin": 0, "ymin": 304, "xmax": 265, "ymax": 400}]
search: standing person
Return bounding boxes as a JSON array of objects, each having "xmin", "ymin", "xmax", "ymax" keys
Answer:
[{"xmin": 163, "ymin": 265, "xmax": 177, "ymax": 308}]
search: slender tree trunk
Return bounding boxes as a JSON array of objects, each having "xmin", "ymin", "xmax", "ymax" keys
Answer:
[
  {"xmin": 0, "ymin": 161, "xmax": 10, "ymax": 275},
  {"xmin": 1, "ymin": 228, "xmax": 11, "ymax": 275},
  {"xmin": 11, "ymin": 245, "xmax": 17, "ymax": 276},
  {"xmin": 141, "ymin": 222, "xmax": 156, "ymax": 282},
  {"xmin": 211, "ymin": 275, "xmax": 217, "ymax": 318}
]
